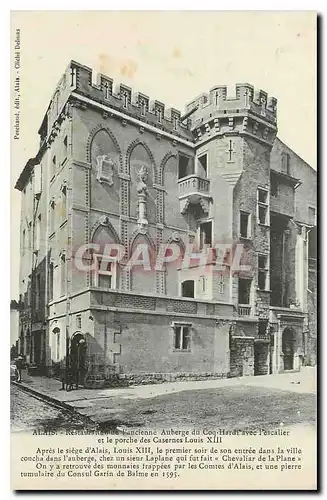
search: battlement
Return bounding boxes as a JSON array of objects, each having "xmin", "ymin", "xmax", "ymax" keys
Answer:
[
  {"xmin": 43, "ymin": 60, "xmax": 192, "ymax": 142},
  {"xmin": 186, "ymin": 83, "xmax": 277, "ymax": 129}
]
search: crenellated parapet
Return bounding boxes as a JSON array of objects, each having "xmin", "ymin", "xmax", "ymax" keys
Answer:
[
  {"xmin": 39, "ymin": 62, "xmax": 278, "ymax": 150},
  {"xmin": 42, "ymin": 60, "xmax": 192, "ymax": 143},
  {"xmin": 186, "ymin": 83, "xmax": 278, "ymax": 147}
]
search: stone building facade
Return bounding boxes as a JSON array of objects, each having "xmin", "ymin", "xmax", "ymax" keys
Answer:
[{"xmin": 15, "ymin": 60, "xmax": 317, "ymax": 386}]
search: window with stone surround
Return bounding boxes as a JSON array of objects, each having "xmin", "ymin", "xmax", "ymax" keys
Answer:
[
  {"xmin": 200, "ymin": 276, "xmax": 206, "ymax": 293},
  {"xmin": 238, "ymin": 278, "xmax": 252, "ymax": 304},
  {"xmin": 257, "ymin": 187, "xmax": 269, "ymax": 225},
  {"xmin": 181, "ymin": 280, "xmax": 195, "ymax": 298},
  {"xmin": 239, "ymin": 211, "xmax": 251, "ymax": 239},
  {"xmin": 258, "ymin": 254, "xmax": 269, "ymax": 291},
  {"xmin": 93, "ymin": 254, "xmax": 117, "ymax": 289},
  {"xmin": 173, "ymin": 324, "xmax": 191, "ymax": 351},
  {"xmin": 308, "ymin": 206, "xmax": 316, "ymax": 226},
  {"xmin": 197, "ymin": 154, "xmax": 208, "ymax": 178},
  {"xmin": 199, "ymin": 221, "xmax": 212, "ymax": 249},
  {"xmin": 178, "ymin": 153, "xmax": 193, "ymax": 179}
]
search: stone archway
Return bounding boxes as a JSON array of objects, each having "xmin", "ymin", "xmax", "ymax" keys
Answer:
[{"xmin": 282, "ymin": 327, "xmax": 296, "ymax": 371}]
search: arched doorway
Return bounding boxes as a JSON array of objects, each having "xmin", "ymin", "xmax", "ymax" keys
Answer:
[
  {"xmin": 282, "ymin": 327, "xmax": 295, "ymax": 371},
  {"xmin": 70, "ymin": 333, "xmax": 87, "ymax": 387}
]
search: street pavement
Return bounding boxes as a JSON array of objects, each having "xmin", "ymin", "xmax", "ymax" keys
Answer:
[
  {"xmin": 11, "ymin": 367, "xmax": 316, "ymax": 432},
  {"xmin": 10, "ymin": 384, "xmax": 98, "ymax": 433}
]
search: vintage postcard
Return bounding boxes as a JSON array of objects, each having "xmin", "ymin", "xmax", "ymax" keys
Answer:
[{"xmin": 10, "ymin": 10, "xmax": 317, "ymax": 490}]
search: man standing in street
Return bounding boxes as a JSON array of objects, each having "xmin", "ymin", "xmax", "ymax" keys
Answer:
[{"xmin": 15, "ymin": 354, "xmax": 24, "ymax": 383}]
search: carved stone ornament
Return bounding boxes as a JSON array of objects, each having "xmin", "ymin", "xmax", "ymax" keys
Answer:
[
  {"xmin": 136, "ymin": 165, "xmax": 148, "ymax": 194},
  {"xmin": 99, "ymin": 215, "xmax": 110, "ymax": 226},
  {"xmin": 171, "ymin": 231, "xmax": 180, "ymax": 242},
  {"xmin": 96, "ymin": 155, "xmax": 115, "ymax": 185},
  {"xmin": 136, "ymin": 165, "xmax": 148, "ymax": 233}
]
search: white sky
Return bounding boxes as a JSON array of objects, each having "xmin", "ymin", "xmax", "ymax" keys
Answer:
[{"xmin": 10, "ymin": 10, "xmax": 317, "ymax": 299}]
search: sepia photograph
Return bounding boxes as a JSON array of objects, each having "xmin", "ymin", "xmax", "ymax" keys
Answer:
[{"xmin": 10, "ymin": 10, "xmax": 317, "ymax": 490}]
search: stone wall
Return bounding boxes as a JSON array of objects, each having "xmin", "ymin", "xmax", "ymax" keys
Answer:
[{"xmin": 229, "ymin": 337, "xmax": 254, "ymax": 377}]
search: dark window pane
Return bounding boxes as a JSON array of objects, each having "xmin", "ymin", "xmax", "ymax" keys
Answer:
[{"xmin": 174, "ymin": 326, "xmax": 181, "ymax": 349}]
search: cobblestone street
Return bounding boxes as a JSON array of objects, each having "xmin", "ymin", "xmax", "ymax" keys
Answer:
[{"xmin": 10, "ymin": 384, "xmax": 97, "ymax": 433}]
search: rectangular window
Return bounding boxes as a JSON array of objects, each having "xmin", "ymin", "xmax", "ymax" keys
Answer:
[
  {"xmin": 271, "ymin": 176, "xmax": 279, "ymax": 197},
  {"xmin": 200, "ymin": 276, "xmax": 206, "ymax": 293},
  {"xmin": 199, "ymin": 221, "xmax": 212, "ymax": 249},
  {"xmin": 76, "ymin": 315, "xmax": 82, "ymax": 330},
  {"xmin": 60, "ymin": 254, "xmax": 66, "ymax": 296},
  {"xmin": 240, "ymin": 211, "xmax": 251, "ymax": 238},
  {"xmin": 258, "ymin": 189, "xmax": 268, "ymax": 204},
  {"xmin": 281, "ymin": 152, "xmax": 290, "ymax": 175},
  {"xmin": 178, "ymin": 154, "xmax": 192, "ymax": 179},
  {"xmin": 308, "ymin": 207, "xmax": 316, "ymax": 226},
  {"xmin": 93, "ymin": 255, "xmax": 116, "ymax": 289},
  {"xmin": 257, "ymin": 188, "xmax": 269, "ymax": 225},
  {"xmin": 238, "ymin": 278, "xmax": 252, "ymax": 304},
  {"xmin": 123, "ymin": 92, "xmax": 128, "ymax": 108},
  {"xmin": 258, "ymin": 254, "xmax": 269, "ymax": 291},
  {"xmin": 198, "ymin": 154, "xmax": 208, "ymax": 178},
  {"xmin": 173, "ymin": 325, "xmax": 191, "ymax": 351}
]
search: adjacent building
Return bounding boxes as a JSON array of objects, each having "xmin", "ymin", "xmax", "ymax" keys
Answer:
[{"xmin": 15, "ymin": 61, "xmax": 317, "ymax": 387}]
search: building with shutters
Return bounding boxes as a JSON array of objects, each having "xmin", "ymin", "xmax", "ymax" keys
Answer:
[{"xmin": 15, "ymin": 60, "xmax": 317, "ymax": 386}]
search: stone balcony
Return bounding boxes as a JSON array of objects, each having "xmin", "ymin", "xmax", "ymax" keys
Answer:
[
  {"xmin": 178, "ymin": 174, "xmax": 211, "ymax": 214},
  {"xmin": 238, "ymin": 304, "xmax": 252, "ymax": 317}
]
